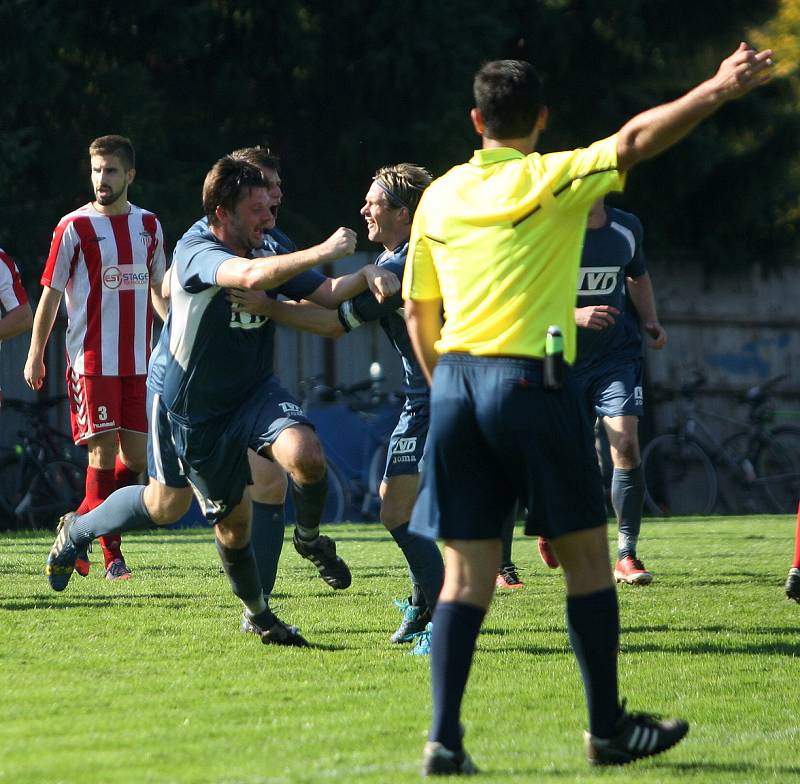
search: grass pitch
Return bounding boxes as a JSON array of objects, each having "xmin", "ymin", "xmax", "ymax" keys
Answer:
[{"xmin": 1, "ymin": 516, "xmax": 798, "ymax": 784}]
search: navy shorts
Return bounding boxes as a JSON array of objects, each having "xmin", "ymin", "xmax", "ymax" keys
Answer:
[
  {"xmin": 384, "ymin": 399, "xmax": 429, "ymax": 479},
  {"xmin": 573, "ymin": 356, "xmax": 644, "ymax": 419},
  {"xmin": 409, "ymin": 353, "xmax": 607, "ymax": 542},
  {"xmin": 147, "ymin": 387, "xmax": 188, "ymax": 489},
  {"xmin": 168, "ymin": 376, "xmax": 312, "ymax": 523}
]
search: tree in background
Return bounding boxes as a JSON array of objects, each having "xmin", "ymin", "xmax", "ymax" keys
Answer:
[{"xmin": 0, "ymin": 1, "xmax": 793, "ymax": 284}]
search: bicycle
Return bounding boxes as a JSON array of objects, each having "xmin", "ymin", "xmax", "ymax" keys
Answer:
[
  {"xmin": 642, "ymin": 374, "xmax": 800, "ymax": 517},
  {"xmin": 0, "ymin": 396, "xmax": 86, "ymax": 529},
  {"xmin": 284, "ymin": 370, "xmax": 403, "ymax": 523}
]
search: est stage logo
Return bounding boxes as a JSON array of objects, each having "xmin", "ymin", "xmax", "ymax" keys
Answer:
[{"xmin": 102, "ymin": 265, "xmax": 150, "ymax": 290}]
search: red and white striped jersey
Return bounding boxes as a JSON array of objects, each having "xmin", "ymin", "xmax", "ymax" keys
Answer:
[
  {"xmin": 0, "ymin": 248, "xmax": 28, "ymax": 314},
  {"xmin": 42, "ymin": 202, "xmax": 166, "ymax": 376}
]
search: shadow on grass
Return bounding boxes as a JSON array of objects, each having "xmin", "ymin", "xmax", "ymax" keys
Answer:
[
  {"xmin": 623, "ymin": 624, "xmax": 799, "ymax": 636},
  {"xmin": 302, "ymin": 641, "xmax": 346, "ymax": 651},
  {"xmin": 1, "ymin": 593, "xmax": 199, "ymax": 611},
  {"xmin": 622, "ymin": 639, "xmax": 800, "ymax": 656},
  {"xmin": 490, "ymin": 638, "xmax": 800, "ymax": 656},
  {"xmin": 666, "ymin": 761, "xmax": 800, "ymax": 776}
]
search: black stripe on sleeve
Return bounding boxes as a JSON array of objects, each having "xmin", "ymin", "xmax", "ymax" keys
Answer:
[{"xmin": 512, "ymin": 165, "xmax": 619, "ymax": 228}]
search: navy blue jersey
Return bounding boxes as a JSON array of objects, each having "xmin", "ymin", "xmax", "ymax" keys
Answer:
[
  {"xmin": 160, "ymin": 220, "xmax": 324, "ymax": 424},
  {"xmin": 573, "ymin": 207, "xmax": 646, "ymax": 369},
  {"xmin": 338, "ymin": 241, "xmax": 428, "ymax": 402},
  {"xmin": 147, "ymin": 224, "xmax": 303, "ymax": 397}
]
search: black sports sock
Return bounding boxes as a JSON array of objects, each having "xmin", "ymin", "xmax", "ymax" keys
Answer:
[
  {"xmin": 566, "ymin": 587, "xmax": 621, "ymax": 738},
  {"xmin": 250, "ymin": 502, "xmax": 285, "ymax": 597},
  {"xmin": 292, "ymin": 473, "xmax": 327, "ymax": 541},
  {"xmin": 410, "ymin": 570, "xmax": 424, "ymax": 609},
  {"xmin": 215, "ymin": 539, "xmax": 275, "ymax": 624},
  {"xmin": 390, "ymin": 523, "xmax": 444, "ymax": 613},
  {"xmin": 500, "ymin": 507, "xmax": 515, "ymax": 567},
  {"xmin": 429, "ymin": 601, "xmax": 486, "ymax": 750}
]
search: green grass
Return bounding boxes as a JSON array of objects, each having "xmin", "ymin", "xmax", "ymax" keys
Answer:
[{"xmin": 1, "ymin": 516, "xmax": 799, "ymax": 784}]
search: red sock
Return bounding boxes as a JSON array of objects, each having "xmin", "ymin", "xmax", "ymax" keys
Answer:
[
  {"xmin": 114, "ymin": 456, "xmax": 141, "ymax": 490},
  {"xmin": 793, "ymin": 501, "xmax": 800, "ymax": 570},
  {"xmin": 82, "ymin": 466, "xmax": 123, "ymax": 567}
]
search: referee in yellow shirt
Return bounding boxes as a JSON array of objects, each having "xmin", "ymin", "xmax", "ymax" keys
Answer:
[{"xmin": 403, "ymin": 46, "xmax": 773, "ymax": 775}]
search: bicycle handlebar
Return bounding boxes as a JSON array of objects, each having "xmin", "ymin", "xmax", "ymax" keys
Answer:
[
  {"xmin": 743, "ymin": 373, "xmax": 787, "ymax": 404},
  {"xmin": 679, "ymin": 373, "xmax": 707, "ymax": 397}
]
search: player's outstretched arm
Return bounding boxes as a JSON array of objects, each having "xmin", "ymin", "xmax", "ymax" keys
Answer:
[
  {"xmin": 216, "ymin": 227, "xmax": 357, "ymax": 291},
  {"xmin": 617, "ymin": 42, "xmax": 774, "ymax": 173},
  {"xmin": 24, "ymin": 286, "xmax": 63, "ymax": 390},
  {"xmin": 309, "ymin": 264, "xmax": 400, "ymax": 308}
]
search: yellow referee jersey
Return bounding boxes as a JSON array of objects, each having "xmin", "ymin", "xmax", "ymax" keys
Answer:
[{"xmin": 403, "ymin": 134, "xmax": 625, "ymax": 363}]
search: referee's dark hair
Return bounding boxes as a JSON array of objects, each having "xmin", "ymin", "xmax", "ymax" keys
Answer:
[
  {"xmin": 473, "ymin": 60, "xmax": 544, "ymax": 140},
  {"xmin": 202, "ymin": 156, "xmax": 266, "ymax": 225}
]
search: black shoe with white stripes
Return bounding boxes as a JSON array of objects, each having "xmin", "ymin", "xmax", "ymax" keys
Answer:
[
  {"xmin": 293, "ymin": 532, "xmax": 352, "ymax": 590},
  {"xmin": 585, "ymin": 702, "xmax": 689, "ymax": 766},
  {"xmin": 421, "ymin": 741, "xmax": 478, "ymax": 776}
]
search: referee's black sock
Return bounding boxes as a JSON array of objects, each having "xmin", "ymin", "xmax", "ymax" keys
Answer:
[
  {"xmin": 390, "ymin": 522, "xmax": 443, "ymax": 613},
  {"xmin": 429, "ymin": 601, "xmax": 485, "ymax": 751},
  {"xmin": 566, "ymin": 587, "xmax": 621, "ymax": 738}
]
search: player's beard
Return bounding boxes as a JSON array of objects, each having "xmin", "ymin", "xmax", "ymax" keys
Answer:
[{"xmin": 95, "ymin": 185, "xmax": 125, "ymax": 207}]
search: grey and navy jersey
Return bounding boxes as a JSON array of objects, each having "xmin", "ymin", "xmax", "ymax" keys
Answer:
[
  {"xmin": 147, "ymin": 224, "xmax": 300, "ymax": 397},
  {"xmin": 338, "ymin": 241, "xmax": 428, "ymax": 403},
  {"xmin": 574, "ymin": 207, "xmax": 646, "ymax": 369},
  {"xmin": 159, "ymin": 220, "xmax": 324, "ymax": 424}
]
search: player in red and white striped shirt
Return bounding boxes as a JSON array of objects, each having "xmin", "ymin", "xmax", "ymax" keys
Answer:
[
  {"xmin": 25, "ymin": 135, "xmax": 168, "ymax": 579},
  {"xmin": 0, "ymin": 247, "xmax": 33, "ymax": 397}
]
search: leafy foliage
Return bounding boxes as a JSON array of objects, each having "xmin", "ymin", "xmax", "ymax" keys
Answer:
[{"xmin": 0, "ymin": 1, "xmax": 793, "ymax": 282}]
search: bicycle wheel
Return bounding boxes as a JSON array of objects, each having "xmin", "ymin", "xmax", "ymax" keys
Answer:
[
  {"xmin": 721, "ymin": 432, "xmax": 798, "ymax": 514},
  {"xmin": 642, "ymin": 434, "xmax": 717, "ymax": 516},
  {"xmin": 770, "ymin": 425, "xmax": 800, "ymax": 471},
  {"xmin": 23, "ymin": 460, "xmax": 86, "ymax": 528},
  {"xmin": 284, "ymin": 460, "xmax": 350, "ymax": 524}
]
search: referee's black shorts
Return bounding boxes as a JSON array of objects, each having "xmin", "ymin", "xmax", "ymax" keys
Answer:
[{"xmin": 410, "ymin": 352, "xmax": 607, "ymax": 541}]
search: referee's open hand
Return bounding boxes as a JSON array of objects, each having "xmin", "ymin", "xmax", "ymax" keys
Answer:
[{"xmin": 713, "ymin": 42, "xmax": 774, "ymax": 100}]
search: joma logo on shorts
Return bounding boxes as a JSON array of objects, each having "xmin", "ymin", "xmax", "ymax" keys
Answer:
[
  {"xmin": 577, "ymin": 267, "xmax": 619, "ymax": 296},
  {"xmin": 394, "ymin": 437, "xmax": 417, "ymax": 454},
  {"xmin": 279, "ymin": 402, "xmax": 304, "ymax": 416}
]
